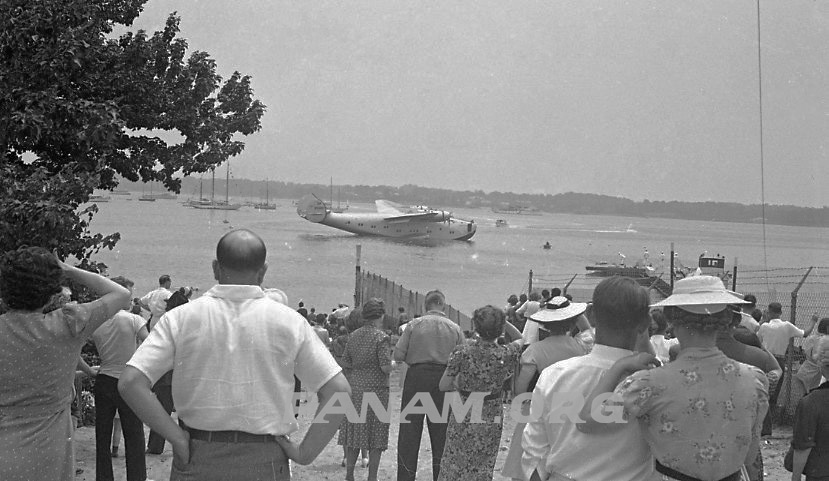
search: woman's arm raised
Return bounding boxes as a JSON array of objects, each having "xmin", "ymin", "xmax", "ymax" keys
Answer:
[{"xmin": 58, "ymin": 259, "xmax": 130, "ymax": 336}]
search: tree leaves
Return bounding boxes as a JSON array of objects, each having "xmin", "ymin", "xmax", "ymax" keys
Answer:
[{"xmin": 0, "ymin": 0, "xmax": 265, "ymax": 260}]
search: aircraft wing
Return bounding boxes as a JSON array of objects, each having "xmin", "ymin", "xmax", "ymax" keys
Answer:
[
  {"xmin": 375, "ymin": 199, "xmax": 408, "ymax": 215},
  {"xmin": 382, "ymin": 212, "xmax": 442, "ymax": 223}
]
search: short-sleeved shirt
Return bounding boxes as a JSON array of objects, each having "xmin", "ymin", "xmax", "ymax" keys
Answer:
[
  {"xmin": 92, "ymin": 310, "xmax": 146, "ymax": 379},
  {"xmin": 521, "ymin": 334, "xmax": 588, "ymax": 374},
  {"xmin": 521, "ymin": 344, "xmax": 654, "ymax": 481},
  {"xmin": 759, "ymin": 318, "xmax": 804, "ymax": 356},
  {"xmin": 517, "ymin": 301, "xmax": 541, "ymax": 344},
  {"xmin": 140, "ymin": 287, "xmax": 171, "ymax": 328},
  {"xmin": 127, "ymin": 284, "xmax": 341, "ymax": 436},
  {"xmin": 612, "ymin": 347, "xmax": 769, "ymax": 480},
  {"xmin": 792, "ymin": 382, "xmax": 829, "ymax": 477},
  {"xmin": 393, "ymin": 310, "xmax": 463, "ymax": 365}
]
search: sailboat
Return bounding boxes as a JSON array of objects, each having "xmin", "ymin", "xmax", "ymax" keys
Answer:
[
  {"xmin": 253, "ymin": 179, "xmax": 277, "ymax": 210},
  {"xmin": 326, "ymin": 177, "xmax": 349, "ymax": 213},
  {"xmin": 139, "ymin": 183, "xmax": 156, "ymax": 201},
  {"xmin": 191, "ymin": 162, "xmax": 241, "ymax": 210},
  {"xmin": 185, "ymin": 176, "xmax": 212, "ymax": 207}
]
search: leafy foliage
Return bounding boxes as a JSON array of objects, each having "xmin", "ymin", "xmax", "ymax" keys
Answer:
[{"xmin": 0, "ymin": 0, "xmax": 265, "ymax": 260}]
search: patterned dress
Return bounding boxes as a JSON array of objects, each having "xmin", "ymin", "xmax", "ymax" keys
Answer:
[
  {"xmin": 341, "ymin": 325, "xmax": 392, "ymax": 450},
  {"xmin": 0, "ymin": 309, "xmax": 90, "ymax": 481},
  {"xmin": 612, "ymin": 347, "xmax": 768, "ymax": 481},
  {"xmin": 437, "ymin": 339, "xmax": 521, "ymax": 481}
]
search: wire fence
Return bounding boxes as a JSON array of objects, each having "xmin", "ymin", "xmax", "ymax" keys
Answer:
[{"xmin": 357, "ymin": 270, "xmax": 472, "ymax": 331}]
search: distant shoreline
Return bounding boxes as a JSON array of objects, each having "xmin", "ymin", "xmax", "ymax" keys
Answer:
[{"xmin": 111, "ymin": 178, "xmax": 829, "ymax": 229}]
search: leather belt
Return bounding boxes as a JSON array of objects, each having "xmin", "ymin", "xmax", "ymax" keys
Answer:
[
  {"xmin": 181, "ymin": 421, "xmax": 277, "ymax": 444},
  {"xmin": 655, "ymin": 460, "xmax": 741, "ymax": 481},
  {"xmin": 458, "ymin": 390, "xmax": 502, "ymax": 402}
]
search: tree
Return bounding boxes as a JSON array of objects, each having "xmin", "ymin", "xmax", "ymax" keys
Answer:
[{"xmin": 0, "ymin": 0, "xmax": 265, "ymax": 260}]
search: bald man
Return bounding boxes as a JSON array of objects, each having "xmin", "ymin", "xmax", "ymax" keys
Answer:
[{"xmin": 119, "ymin": 229, "xmax": 351, "ymax": 480}]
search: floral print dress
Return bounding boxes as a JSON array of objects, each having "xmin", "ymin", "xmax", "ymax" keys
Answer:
[
  {"xmin": 612, "ymin": 347, "xmax": 769, "ymax": 481},
  {"xmin": 437, "ymin": 339, "xmax": 521, "ymax": 481},
  {"xmin": 341, "ymin": 325, "xmax": 392, "ymax": 450}
]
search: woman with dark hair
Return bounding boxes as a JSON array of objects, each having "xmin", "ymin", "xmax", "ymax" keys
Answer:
[
  {"xmin": 580, "ymin": 276, "xmax": 769, "ymax": 481},
  {"xmin": 501, "ymin": 297, "xmax": 589, "ymax": 480},
  {"xmin": 437, "ymin": 305, "xmax": 523, "ymax": 481},
  {"xmin": 341, "ymin": 299, "xmax": 393, "ymax": 481},
  {"xmin": 0, "ymin": 247, "xmax": 130, "ymax": 481}
]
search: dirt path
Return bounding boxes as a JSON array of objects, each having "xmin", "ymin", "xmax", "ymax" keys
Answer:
[{"xmin": 73, "ymin": 370, "xmax": 793, "ymax": 480}]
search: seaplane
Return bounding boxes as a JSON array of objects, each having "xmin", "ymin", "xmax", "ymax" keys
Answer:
[{"xmin": 296, "ymin": 195, "xmax": 477, "ymax": 241}]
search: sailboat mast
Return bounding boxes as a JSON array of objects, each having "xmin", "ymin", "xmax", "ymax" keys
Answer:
[
  {"xmin": 211, "ymin": 169, "xmax": 216, "ymax": 204},
  {"xmin": 225, "ymin": 162, "xmax": 230, "ymax": 205}
]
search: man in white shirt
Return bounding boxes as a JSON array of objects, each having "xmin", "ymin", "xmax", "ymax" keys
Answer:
[
  {"xmin": 138, "ymin": 274, "xmax": 172, "ymax": 330},
  {"xmin": 518, "ymin": 292, "xmax": 542, "ymax": 344},
  {"xmin": 522, "ymin": 276, "xmax": 656, "ymax": 481},
  {"xmin": 92, "ymin": 276, "xmax": 149, "ymax": 481},
  {"xmin": 119, "ymin": 229, "xmax": 351, "ymax": 480},
  {"xmin": 758, "ymin": 302, "xmax": 816, "ymax": 435}
]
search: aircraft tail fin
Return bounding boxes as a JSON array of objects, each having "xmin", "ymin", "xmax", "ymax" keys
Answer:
[{"xmin": 296, "ymin": 195, "xmax": 328, "ymax": 223}]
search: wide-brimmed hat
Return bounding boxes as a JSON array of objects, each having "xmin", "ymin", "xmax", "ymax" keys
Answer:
[
  {"xmin": 530, "ymin": 296, "xmax": 587, "ymax": 323},
  {"xmin": 651, "ymin": 275, "xmax": 748, "ymax": 314}
]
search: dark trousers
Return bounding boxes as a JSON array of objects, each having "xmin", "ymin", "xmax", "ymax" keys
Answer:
[
  {"xmin": 94, "ymin": 374, "xmax": 146, "ymax": 481},
  {"xmin": 170, "ymin": 438, "xmax": 289, "ymax": 481},
  {"xmin": 762, "ymin": 355, "xmax": 787, "ymax": 436},
  {"xmin": 397, "ymin": 363, "xmax": 448, "ymax": 481},
  {"xmin": 147, "ymin": 371, "xmax": 175, "ymax": 454}
]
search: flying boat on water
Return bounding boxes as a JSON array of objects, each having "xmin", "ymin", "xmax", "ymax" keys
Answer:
[{"xmin": 296, "ymin": 195, "xmax": 476, "ymax": 241}]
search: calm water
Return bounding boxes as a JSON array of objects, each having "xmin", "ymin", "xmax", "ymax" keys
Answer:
[{"xmin": 88, "ymin": 197, "xmax": 829, "ymax": 315}]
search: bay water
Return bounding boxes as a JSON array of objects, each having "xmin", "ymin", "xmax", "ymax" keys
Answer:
[{"xmin": 89, "ymin": 197, "xmax": 829, "ymax": 316}]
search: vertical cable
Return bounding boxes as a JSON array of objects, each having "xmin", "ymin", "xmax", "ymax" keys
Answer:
[{"xmin": 756, "ymin": 0, "xmax": 770, "ymax": 290}]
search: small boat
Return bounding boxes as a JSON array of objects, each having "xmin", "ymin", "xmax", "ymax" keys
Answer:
[
  {"xmin": 543, "ymin": 241, "xmax": 552, "ymax": 250},
  {"xmin": 495, "ymin": 219, "xmax": 508, "ymax": 228}
]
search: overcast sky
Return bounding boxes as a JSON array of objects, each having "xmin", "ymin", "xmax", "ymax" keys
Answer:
[{"xmin": 127, "ymin": 1, "xmax": 829, "ymax": 207}]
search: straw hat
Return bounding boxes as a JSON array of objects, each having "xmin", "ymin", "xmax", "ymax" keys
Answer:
[
  {"xmin": 651, "ymin": 275, "xmax": 748, "ymax": 315},
  {"xmin": 530, "ymin": 296, "xmax": 587, "ymax": 323}
]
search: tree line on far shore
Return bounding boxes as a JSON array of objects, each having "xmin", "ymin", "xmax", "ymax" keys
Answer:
[{"xmin": 122, "ymin": 177, "xmax": 829, "ymax": 229}]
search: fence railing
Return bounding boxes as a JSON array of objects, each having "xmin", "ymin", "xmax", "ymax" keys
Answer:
[{"xmin": 356, "ymin": 270, "xmax": 472, "ymax": 331}]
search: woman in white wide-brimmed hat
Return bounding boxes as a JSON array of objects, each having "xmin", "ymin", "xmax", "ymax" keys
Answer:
[
  {"xmin": 501, "ymin": 297, "xmax": 591, "ymax": 480},
  {"xmin": 579, "ymin": 275, "xmax": 769, "ymax": 481}
]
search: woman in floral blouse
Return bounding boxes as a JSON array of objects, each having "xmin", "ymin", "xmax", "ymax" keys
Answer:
[
  {"xmin": 437, "ymin": 305, "xmax": 523, "ymax": 481},
  {"xmin": 580, "ymin": 275, "xmax": 769, "ymax": 481}
]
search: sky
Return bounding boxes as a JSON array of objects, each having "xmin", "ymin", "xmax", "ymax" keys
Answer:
[{"xmin": 125, "ymin": 1, "xmax": 829, "ymax": 207}]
